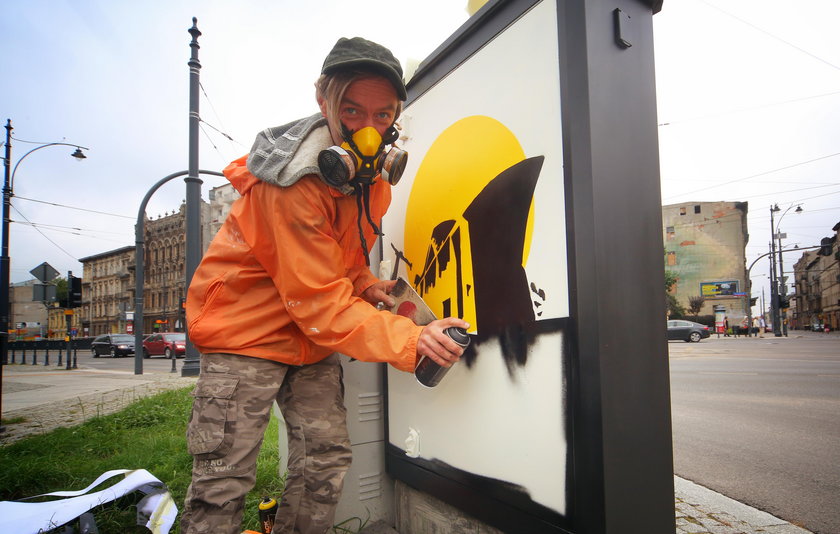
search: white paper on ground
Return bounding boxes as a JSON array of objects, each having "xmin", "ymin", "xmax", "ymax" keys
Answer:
[{"xmin": 0, "ymin": 468, "xmax": 178, "ymax": 534}]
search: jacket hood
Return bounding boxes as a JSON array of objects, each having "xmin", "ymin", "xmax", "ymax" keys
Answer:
[{"xmin": 244, "ymin": 113, "xmax": 355, "ymax": 196}]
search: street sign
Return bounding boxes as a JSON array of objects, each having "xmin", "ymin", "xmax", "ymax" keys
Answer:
[
  {"xmin": 33, "ymin": 283, "xmax": 57, "ymax": 302},
  {"xmin": 30, "ymin": 262, "xmax": 60, "ymax": 283}
]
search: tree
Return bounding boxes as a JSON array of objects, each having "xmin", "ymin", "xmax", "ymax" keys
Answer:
[
  {"xmin": 664, "ymin": 270, "xmax": 685, "ymax": 318},
  {"xmin": 54, "ymin": 277, "xmax": 68, "ymax": 306},
  {"xmin": 687, "ymin": 295, "xmax": 705, "ymax": 320}
]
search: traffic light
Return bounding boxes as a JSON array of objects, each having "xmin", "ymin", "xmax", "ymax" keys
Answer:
[
  {"xmin": 818, "ymin": 237, "xmax": 833, "ymax": 256},
  {"xmin": 776, "ymin": 295, "xmax": 790, "ymax": 310},
  {"xmin": 69, "ymin": 275, "xmax": 82, "ymax": 308}
]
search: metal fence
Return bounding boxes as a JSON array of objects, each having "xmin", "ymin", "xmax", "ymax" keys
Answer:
[{"xmin": 3, "ymin": 337, "xmax": 93, "ymax": 367}]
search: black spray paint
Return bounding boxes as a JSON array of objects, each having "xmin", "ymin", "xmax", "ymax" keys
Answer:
[{"xmin": 398, "ymin": 155, "xmax": 565, "ymax": 376}]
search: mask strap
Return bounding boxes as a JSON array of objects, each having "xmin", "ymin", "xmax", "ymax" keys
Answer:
[
  {"xmin": 354, "ymin": 183, "xmax": 372, "ymax": 266},
  {"xmin": 382, "ymin": 125, "xmax": 399, "ymax": 145},
  {"xmin": 352, "ymin": 182, "xmax": 384, "ymax": 267},
  {"xmin": 362, "ymin": 183, "xmax": 383, "ymax": 237}
]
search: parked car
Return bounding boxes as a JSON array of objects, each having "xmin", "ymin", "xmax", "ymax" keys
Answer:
[
  {"xmin": 667, "ymin": 320, "xmax": 711, "ymax": 342},
  {"xmin": 91, "ymin": 334, "xmax": 135, "ymax": 357},
  {"xmin": 143, "ymin": 332, "xmax": 186, "ymax": 359}
]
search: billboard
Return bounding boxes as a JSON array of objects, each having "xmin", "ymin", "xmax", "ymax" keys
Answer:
[
  {"xmin": 700, "ymin": 280, "xmax": 740, "ymax": 297},
  {"xmin": 382, "ymin": 1, "xmax": 571, "ymax": 530}
]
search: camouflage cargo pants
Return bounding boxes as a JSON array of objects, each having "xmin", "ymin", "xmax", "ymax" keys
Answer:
[{"xmin": 180, "ymin": 353, "xmax": 351, "ymax": 534}]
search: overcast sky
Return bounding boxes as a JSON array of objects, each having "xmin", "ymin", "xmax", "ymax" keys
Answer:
[{"xmin": 2, "ymin": 0, "xmax": 838, "ymax": 314}]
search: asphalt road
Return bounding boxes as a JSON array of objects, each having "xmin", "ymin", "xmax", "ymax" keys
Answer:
[{"xmin": 669, "ymin": 331, "xmax": 840, "ymax": 534}]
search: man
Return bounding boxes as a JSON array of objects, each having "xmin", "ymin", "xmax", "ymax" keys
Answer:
[{"xmin": 180, "ymin": 37, "xmax": 468, "ymax": 534}]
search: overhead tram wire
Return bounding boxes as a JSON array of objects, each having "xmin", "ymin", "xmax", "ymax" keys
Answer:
[
  {"xmin": 10, "ymin": 205, "xmax": 77, "ymax": 261},
  {"xmin": 14, "ymin": 224, "xmax": 131, "ymax": 245},
  {"xmin": 699, "ymin": 0, "xmax": 840, "ymax": 73},
  {"xmin": 14, "ymin": 196, "xmax": 134, "ymax": 219},
  {"xmin": 15, "ymin": 220, "xmax": 130, "ymax": 237},
  {"xmin": 739, "ymin": 184, "xmax": 840, "ymax": 202},
  {"xmin": 661, "ymin": 151, "xmax": 840, "ymax": 201},
  {"xmin": 658, "ymin": 90, "xmax": 840, "ymax": 128},
  {"xmin": 199, "ymin": 123, "xmax": 230, "ymax": 167},
  {"xmin": 199, "ymin": 82, "xmax": 247, "ymax": 150}
]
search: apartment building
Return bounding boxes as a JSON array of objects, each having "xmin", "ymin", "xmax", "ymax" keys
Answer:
[
  {"xmin": 793, "ymin": 222, "xmax": 840, "ymax": 331},
  {"xmin": 79, "ymin": 246, "xmax": 135, "ymax": 336}
]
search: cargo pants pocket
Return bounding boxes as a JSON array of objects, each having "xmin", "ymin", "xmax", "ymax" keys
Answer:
[{"xmin": 186, "ymin": 374, "xmax": 240, "ymax": 459}]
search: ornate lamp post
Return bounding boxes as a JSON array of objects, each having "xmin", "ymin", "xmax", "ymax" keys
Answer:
[
  {"xmin": 1, "ymin": 119, "xmax": 88, "ymax": 432},
  {"xmin": 2, "ymin": 120, "xmax": 89, "ymax": 362},
  {"xmin": 772, "ymin": 203, "xmax": 803, "ymax": 337},
  {"xmin": 769, "ymin": 205, "xmax": 780, "ymax": 336}
]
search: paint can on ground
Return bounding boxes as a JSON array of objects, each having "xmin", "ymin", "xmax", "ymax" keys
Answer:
[
  {"xmin": 258, "ymin": 496, "xmax": 277, "ymax": 534},
  {"xmin": 414, "ymin": 327, "xmax": 471, "ymax": 387}
]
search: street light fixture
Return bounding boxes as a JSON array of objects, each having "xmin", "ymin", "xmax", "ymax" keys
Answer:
[
  {"xmin": 1, "ymin": 119, "xmax": 89, "ymax": 434},
  {"xmin": 2, "ymin": 119, "xmax": 89, "ymax": 364},
  {"xmin": 772, "ymin": 203, "xmax": 803, "ymax": 337}
]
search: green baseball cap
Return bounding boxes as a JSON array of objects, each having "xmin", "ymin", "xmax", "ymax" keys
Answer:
[{"xmin": 322, "ymin": 37, "xmax": 407, "ymax": 100}]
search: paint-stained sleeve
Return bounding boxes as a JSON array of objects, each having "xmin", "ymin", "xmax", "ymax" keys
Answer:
[
  {"xmin": 347, "ymin": 265, "xmax": 380, "ymax": 297},
  {"xmin": 243, "ymin": 179, "xmax": 420, "ymax": 372}
]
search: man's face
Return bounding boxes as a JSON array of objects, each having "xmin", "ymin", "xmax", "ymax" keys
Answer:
[{"xmin": 321, "ymin": 75, "xmax": 399, "ymax": 139}]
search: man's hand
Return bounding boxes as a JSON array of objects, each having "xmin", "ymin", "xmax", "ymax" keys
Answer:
[
  {"xmin": 361, "ymin": 279, "xmax": 397, "ymax": 308},
  {"xmin": 417, "ymin": 318, "xmax": 471, "ymax": 368}
]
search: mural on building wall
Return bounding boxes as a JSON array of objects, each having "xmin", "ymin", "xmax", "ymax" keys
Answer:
[{"xmin": 383, "ymin": 0, "xmax": 570, "ymax": 523}]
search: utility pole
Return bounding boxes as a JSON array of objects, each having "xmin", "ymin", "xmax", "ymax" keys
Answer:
[
  {"xmin": 1, "ymin": 120, "xmax": 11, "ymax": 434},
  {"xmin": 182, "ymin": 17, "xmax": 203, "ymax": 377},
  {"xmin": 769, "ymin": 206, "xmax": 781, "ymax": 336},
  {"xmin": 778, "ymin": 231, "xmax": 788, "ymax": 336}
]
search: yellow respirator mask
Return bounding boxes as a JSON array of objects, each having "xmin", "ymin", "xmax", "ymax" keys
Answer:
[{"xmin": 318, "ymin": 124, "xmax": 408, "ymax": 188}]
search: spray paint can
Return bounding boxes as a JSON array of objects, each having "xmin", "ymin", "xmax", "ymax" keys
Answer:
[
  {"xmin": 414, "ymin": 327, "xmax": 471, "ymax": 387},
  {"xmin": 258, "ymin": 496, "xmax": 277, "ymax": 534}
]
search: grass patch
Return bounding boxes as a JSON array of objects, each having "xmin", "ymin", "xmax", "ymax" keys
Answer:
[
  {"xmin": 0, "ymin": 387, "xmax": 283, "ymax": 533},
  {"xmin": 1, "ymin": 415, "xmax": 27, "ymax": 425}
]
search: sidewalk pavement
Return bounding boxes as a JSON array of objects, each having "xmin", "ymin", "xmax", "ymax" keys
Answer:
[
  {"xmin": 1, "ymin": 362, "xmax": 197, "ymax": 445},
  {"xmin": 706, "ymin": 328, "xmax": 840, "ymax": 341},
  {"xmin": 1, "ymin": 363, "xmax": 814, "ymax": 534}
]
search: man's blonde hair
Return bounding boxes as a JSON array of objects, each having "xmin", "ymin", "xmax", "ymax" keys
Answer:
[{"xmin": 315, "ymin": 70, "xmax": 403, "ymax": 143}]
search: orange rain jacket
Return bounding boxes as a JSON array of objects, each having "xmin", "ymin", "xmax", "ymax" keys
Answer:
[{"xmin": 186, "ymin": 154, "xmax": 421, "ymax": 372}]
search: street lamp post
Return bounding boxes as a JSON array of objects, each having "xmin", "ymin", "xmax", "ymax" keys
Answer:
[
  {"xmin": 770, "ymin": 206, "xmax": 781, "ymax": 336},
  {"xmin": 2, "ymin": 120, "xmax": 89, "ymax": 362},
  {"xmin": 772, "ymin": 203, "xmax": 803, "ymax": 337},
  {"xmin": 1, "ymin": 119, "xmax": 88, "ymax": 433},
  {"xmin": 182, "ymin": 17, "xmax": 204, "ymax": 377}
]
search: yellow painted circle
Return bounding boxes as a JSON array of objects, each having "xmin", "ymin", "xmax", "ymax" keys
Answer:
[{"xmin": 404, "ymin": 115, "xmax": 534, "ymax": 327}]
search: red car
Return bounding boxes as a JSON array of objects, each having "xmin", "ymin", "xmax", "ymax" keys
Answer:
[{"xmin": 142, "ymin": 332, "xmax": 186, "ymax": 358}]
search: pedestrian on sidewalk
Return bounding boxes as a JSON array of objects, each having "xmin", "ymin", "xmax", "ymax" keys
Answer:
[{"xmin": 178, "ymin": 37, "xmax": 468, "ymax": 534}]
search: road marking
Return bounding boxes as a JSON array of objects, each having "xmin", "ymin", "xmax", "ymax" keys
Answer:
[
  {"xmin": 697, "ymin": 372, "xmax": 759, "ymax": 375},
  {"xmin": 676, "ymin": 357, "xmax": 840, "ymax": 363}
]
